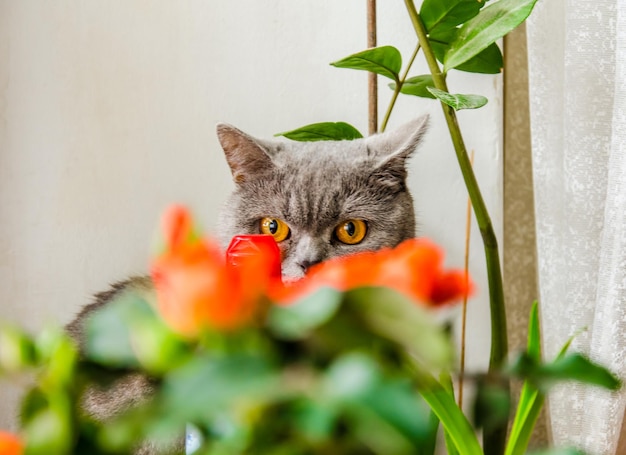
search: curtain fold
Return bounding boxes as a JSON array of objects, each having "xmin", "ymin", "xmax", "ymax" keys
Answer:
[{"xmin": 527, "ymin": 1, "xmax": 626, "ymax": 454}]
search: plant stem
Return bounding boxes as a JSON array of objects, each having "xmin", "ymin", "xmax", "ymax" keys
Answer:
[
  {"xmin": 403, "ymin": 1, "xmax": 508, "ymax": 454},
  {"xmin": 380, "ymin": 43, "xmax": 421, "ymax": 132},
  {"xmin": 459, "ymin": 150, "xmax": 475, "ymax": 410}
]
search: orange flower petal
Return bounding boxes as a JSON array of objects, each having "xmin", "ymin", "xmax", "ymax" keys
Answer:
[
  {"xmin": 430, "ymin": 271, "xmax": 473, "ymax": 305},
  {"xmin": 0, "ymin": 431, "xmax": 23, "ymax": 455},
  {"xmin": 152, "ymin": 208, "xmax": 283, "ymax": 336},
  {"xmin": 270, "ymin": 238, "xmax": 472, "ymax": 307}
]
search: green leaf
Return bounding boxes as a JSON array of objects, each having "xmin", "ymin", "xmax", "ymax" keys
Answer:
[
  {"xmin": 420, "ymin": 0, "xmax": 483, "ymax": 35},
  {"xmin": 444, "ymin": 0, "xmax": 539, "ymax": 72},
  {"xmin": 431, "ymin": 28, "xmax": 503, "ymax": 74},
  {"xmin": 415, "ymin": 370, "xmax": 483, "ymax": 455},
  {"xmin": 556, "ymin": 326, "xmax": 587, "ymax": 359},
  {"xmin": 505, "ymin": 384, "xmax": 544, "ymax": 455},
  {"xmin": 438, "ymin": 373, "xmax": 459, "ymax": 455},
  {"xmin": 390, "ymin": 75, "xmax": 436, "ymax": 99},
  {"xmin": 505, "ymin": 301, "xmax": 544, "ymax": 455},
  {"xmin": 267, "ymin": 287, "xmax": 343, "ymax": 339},
  {"xmin": 427, "ymin": 87, "xmax": 488, "ymax": 110},
  {"xmin": 540, "ymin": 354, "xmax": 622, "ymax": 390},
  {"xmin": 459, "ymin": 42, "xmax": 503, "ymax": 74},
  {"xmin": 527, "ymin": 449, "xmax": 587, "ymax": 455},
  {"xmin": 276, "ymin": 122, "xmax": 363, "ymax": 142},
  {"xmin": 331, "ymin": 46, "xmax": 402, "ymax": 81},
  {"xmin": 526, "ymin": 301, "xmax": 541, "ymax": 361},
  {"xmin": 509, "ymin": 352, "xmax": 622, "ymax": 391}
]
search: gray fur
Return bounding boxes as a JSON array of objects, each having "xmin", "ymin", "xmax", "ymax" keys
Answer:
[{"xmin": 64, "ymin": 115, "xmax": 429, "ymax": 454}]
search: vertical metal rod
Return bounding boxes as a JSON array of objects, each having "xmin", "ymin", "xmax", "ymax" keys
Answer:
[{"xmin": 367, "ymin": 0, "xmax": 378, "ymax": 134}]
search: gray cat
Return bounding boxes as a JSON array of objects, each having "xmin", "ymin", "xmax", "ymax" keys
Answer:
[
  {"xmin": 217, "ymin": 114, "xmax": 428, "ymax": 279},
  {"xmin": 65, "ymin": 114, "xmax": 429, "ymax": 454}
]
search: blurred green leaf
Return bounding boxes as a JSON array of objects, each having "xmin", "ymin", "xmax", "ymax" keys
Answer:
[
  {"xmin": 390, "ymin": 75, "xmax": 436, "ymax": 99},
  {"xmin": 473, "ymin": 379, "xmax": 511, "ymax": 432},
  {"xmin": 509, "ymin": 352, "xmax": 622, "ymax": 391},
  {"xmin": 427, "ymin": 87, "xmax": 488, "ymax": 110},
  {"xmin": 0, "ymin": 326, "xmax": 36, "ymax": 373},
  {"xmin": 346, "ymin": 406, "xmax": 415, "ymax": 455},
  {"xmin": 323, "ymin": 352, "xmax": 379, "ymax": 401},
  {"xmin": 444, "ymin": 0, "xmax": 539, "ymax": 71},
  {"xmin": 331, "ymin": 46, "xmax": 402, "ymax": 81},
  {"xmin": 420, "ymin": 0, "xmax": 483, "ymax": 34},
  {"xmin": 349, "ymin": 288, "xmax": 454, "ymax": 371},
  {"xmin": 267, "ymin": 287, "xmax": 343, "ymax": 339},
  {"xmin": 360, "ymin": 380, "xmax": 435, "ymax": 450},
  {"xmin": 320, "ymin": 353, "xmax": 437, "ymax": 453},
  {"xmin": 39, "ymin": 330, "xmax": 78, "ymax": 390},
  {"xmin": 129, "ymin": 318, "xmax": 190, "ymax": 376},
  {"xmin": 23, "ymin": 405, "xmax": 73, "ymax": 455},
  {"xmin": 292, "ymin": 399, "xmax": 337, "ymax": 443},
  {"xmin": 86, "ymin": 292, "xmax": 189, "ymax": 375},
  {"xmin": 19, "ymin": 388, "xmax": 48, "ymax": 426},
  {"xmin": 275, "ymin": 122, "xmax": 363, "ymax": 142},
  {"xmin": 539, "ymin": 354, "xmax": 621, "ymax": 390},
  {"xmin": 85, "ymin": 294, "xmax": 148, "ymax": 369},
  {"xmin": 161, "ymin": 354, "xmax": 277, "ymax": 422}
]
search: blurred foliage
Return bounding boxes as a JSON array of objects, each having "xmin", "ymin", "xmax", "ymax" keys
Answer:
[{"xmin": 0, "ymin": 293, "xmax": 621, "ymax": 454}]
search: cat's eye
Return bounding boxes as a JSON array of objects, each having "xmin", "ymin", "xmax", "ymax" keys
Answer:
[
  {"xmin": 260, "ymin": 217, "xmax": 291, "ymax": 242},
  {"xmin": 335, "ymin": 219, "xmax": 367, "ymax": 245}
]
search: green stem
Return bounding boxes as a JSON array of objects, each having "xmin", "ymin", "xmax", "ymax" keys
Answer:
[
  {"xmin": 403, "ymin": 1, "xmax": 508, "ymax": 454},
  {"xmin": 380, "ymin": 43, "xmax": 421, "ymax": 132}
]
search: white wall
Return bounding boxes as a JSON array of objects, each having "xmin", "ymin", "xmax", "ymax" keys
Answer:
[{"xmin": 0, "ymin": 1, "xmax": 502, "ymax": 429}]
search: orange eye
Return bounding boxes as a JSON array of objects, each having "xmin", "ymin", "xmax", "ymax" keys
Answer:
[
  {"xmin": 260, "ymin": 217, "xmax": 291, "ymax": 242},
  {"xmin": 335, "ymin": 220, "xmax": 367, "ymax": 245}
]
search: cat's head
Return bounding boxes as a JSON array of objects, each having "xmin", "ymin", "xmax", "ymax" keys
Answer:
[{"xmin": 217, "ymin": 116, "xmax": 429, "ymax": 280}]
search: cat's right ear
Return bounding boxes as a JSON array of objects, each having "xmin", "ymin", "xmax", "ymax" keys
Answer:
[
  {"xmin": 366, "ymin": 115, "xmax": 429, "ymax": 189},
  {"xmin": 216, "ymin": 124, "xmax": 275, "ymax": 184}
]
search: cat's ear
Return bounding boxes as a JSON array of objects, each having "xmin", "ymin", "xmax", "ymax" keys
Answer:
[
  {"xmin": 367, "ymin": 115, "xmax": 429, "ymax": 188},
  {"xmin": 216, "ymin": 124, "xmax": 276, "ymax": 184}
]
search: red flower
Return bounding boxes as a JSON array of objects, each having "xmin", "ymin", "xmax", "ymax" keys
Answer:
[
  {"xmin": 270, "ymin": 238, "xmax": 472, "ymax": 306},
  {"xmin": 151, "ymin": 206, "xmax": 281, "ymax": 336},
  {"xmin": 0, "ymin": 431, "xmax": 23, "ymax": 455}
]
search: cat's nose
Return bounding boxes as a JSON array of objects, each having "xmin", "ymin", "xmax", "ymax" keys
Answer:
[{"xmin": 298, "ymin": 259, "xmax": 321, "ymax": 274}]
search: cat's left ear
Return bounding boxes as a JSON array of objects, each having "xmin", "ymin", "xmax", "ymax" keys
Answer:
[
  {"xmin": 367, "ymin": 114, "xmax": 429, "ymax": 187},
  {"xmin": 217, "ymin": 124, "xmax": 276, "ymax": 184}
]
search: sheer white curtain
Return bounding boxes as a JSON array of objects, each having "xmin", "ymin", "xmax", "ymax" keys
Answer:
[{"xmin": 527, "ymin": 1, "xmax": 626, "ymax": 454}]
